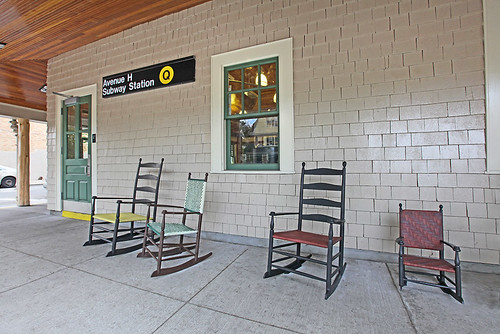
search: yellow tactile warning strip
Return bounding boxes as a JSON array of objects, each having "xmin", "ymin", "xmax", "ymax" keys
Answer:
[{"xmin": 62, "ymin": 211, "xmax": 91, "ymax": 221}]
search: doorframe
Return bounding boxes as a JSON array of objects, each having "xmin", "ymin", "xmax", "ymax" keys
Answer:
[{"xmin": 55, "ymin": 84, "xmax": 97, "ymax": 211}]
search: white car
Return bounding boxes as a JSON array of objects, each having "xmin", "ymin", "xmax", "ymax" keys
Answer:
[{"xmin": 0, "ymin": 165, "xmax": 16, "ymax": 188}]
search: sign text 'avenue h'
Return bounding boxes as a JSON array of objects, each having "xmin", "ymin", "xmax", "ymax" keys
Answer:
[{"xmin": 102, "ymin": 56, "xmax": 195, "ymax": 98}]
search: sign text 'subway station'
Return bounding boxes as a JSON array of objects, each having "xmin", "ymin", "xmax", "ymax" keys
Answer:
[{"xmin": 102, "ymin": 56, "xmax": 195, "ymax": 98}]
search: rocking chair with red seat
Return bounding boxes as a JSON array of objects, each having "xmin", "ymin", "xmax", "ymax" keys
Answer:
[
  {"xmin": 264, "ymin": 161, "xmax": 347, "ymax": 300},
  {"xmin": 396, "ymin": 203, "xmax": 463, "ymax": 303}
]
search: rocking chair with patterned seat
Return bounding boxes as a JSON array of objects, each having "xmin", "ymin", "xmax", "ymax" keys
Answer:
[
  {"xmin": 264, "ymin": 161, "xmax": 347, "ymax": 300},
  {"xmin": 396, "ymin": 203, "xmax": 463, "ymax": 303},
  {"xmin": 138, "ymin": 173, "xmax": 211, "ymax": 277},
  {"xmin": 83, "ymin": 158, "xmax": 164, "ymax": 256}
]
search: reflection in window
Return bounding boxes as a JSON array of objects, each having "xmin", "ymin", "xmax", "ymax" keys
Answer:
[
  {"xmin": 229, "ymin": 117, "xmax": 279, "ymax": 165},
  {"xmin": 79, "ymin": 133, "xmax": 88, "ymax": 159},
  {"xmin": 67, "ymin": 134, "xmax": 75, "ymax": 159},
  {"xmin": 67, "ymin": 106, "xmax": 76, "ymax": 131},
  {"xmin": 244, "ymin": 66, "xmax": 258, "ymax": 89},
  {"xmin": 228, "ymin": 69, "xmax": 242, "ymax": 91},
  {"xmin": 261, "ymin": 88, "xmax": 277, "ymax": 112},
  {"xmin": 80, "ymin": 103, "xmax": 89, "ymax": 130},
  {"xmin": 261, "ymin": 62, "xmax": 276, "ymax": 86},
  {"xmin": 243, "ymin": 90, "xmax": 259, "ymax": 114},
  {"xmin": 229, "ymin": 93, "xmax": 242, "ymax": 115}
]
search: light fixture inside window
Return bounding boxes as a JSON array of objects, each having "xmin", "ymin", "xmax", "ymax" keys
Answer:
[
  {"xmin": 261, "ymin": 74, "xmax": 268, "ymax": 86},
  {"xmin": 0, "ymin": 42, "xmax": 6, "ymax": 49},
  {"xmin": 255, "ymin": 74, "xmax": 268, "ymax": 86}
]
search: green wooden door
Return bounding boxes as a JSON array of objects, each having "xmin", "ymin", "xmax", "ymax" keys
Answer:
[{"xmin": 62, "ymin": 95, "xmax": 91, "ymax": 202}]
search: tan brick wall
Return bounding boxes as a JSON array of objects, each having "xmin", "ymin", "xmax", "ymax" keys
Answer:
[
  {"xmin": 0, "ymin": 117, "xmax": 47, "ymax": 181},
  {"xmin": 47, "ymin": 0, "xmax": 499, "ymax": 264},
  {"xmin": 0, "ymin": 118, "xmax": 47, "ymax": 153},
  {"xmin": 0, "ymin": 117, "xmax": 18, "ymax": 152}
]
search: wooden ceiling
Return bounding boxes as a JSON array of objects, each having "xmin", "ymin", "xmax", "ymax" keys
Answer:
[{"xmin": 0, "ymin": 0, "xmax": 211, "ymax": 114}]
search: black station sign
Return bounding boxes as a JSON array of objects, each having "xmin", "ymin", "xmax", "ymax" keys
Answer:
[{"xmin": 102, "ymin": 56, "xmax": 195, "ymax": 98}]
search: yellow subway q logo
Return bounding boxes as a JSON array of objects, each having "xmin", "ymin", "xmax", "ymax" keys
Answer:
[{"xmin": 159, "ymin": 66, "xmax": 174, "ymax": 85}]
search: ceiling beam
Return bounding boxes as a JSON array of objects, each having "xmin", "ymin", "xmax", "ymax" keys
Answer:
[{"xmin": 0, "ymin": 102, "xmax": 47, "ymax": 122}]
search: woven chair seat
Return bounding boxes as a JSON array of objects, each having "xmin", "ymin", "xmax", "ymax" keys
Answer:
[
  {"xmin": 147, "ymin": 222, "xmax": 197, "ymax": 237},
  {"xmin": 93, "ymin": 212, "xmax": 147, "ymax": 223},
  {"xmin": 403, "ymin": 254, "xmax": 455, "ymax": 273}
]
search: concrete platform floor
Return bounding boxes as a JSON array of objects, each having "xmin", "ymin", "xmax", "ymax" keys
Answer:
[{"xmin": 0, "ymin": 205, "xmax": 499, "ymax": 333}]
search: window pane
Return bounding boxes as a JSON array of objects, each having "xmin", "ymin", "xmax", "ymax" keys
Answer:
[
  {"xmin": 244, "ymin": 66, "xmax": 258, "ymax": 89},
  {"xmin": 79, "ymin": 132, "xmax": 89, "ymax": 159},
  {"xmin": 229, "ymin": 117, "xmax": 279, "ymax": 165},
  {"xmin": 243, "ymin": 90, "xmax": 259, "ymax": 114},
  {"xmin": 261, "ymin": 88, "xmax": 277, "ymax": 112},
  {"xmin": 66, "ymin": 134, "xmax": 75, "ymax": 159},
  {"xmin": 229, "ymin": 93, "xmax": 242, "ymax": 115},
  {"xmin": 80, "ymin": 103, "xmax": 89, "ymax": 130},
  {"xmin": 66, "ymin": 106, "xmax": 76, "ymax": 131},
  {"xmin": 228, "ymin": 69, "xmax": 241, "ymax": 91},
  {"xmin": 261, "ymin": 62, "xmax": 276, "ymax": 86}
]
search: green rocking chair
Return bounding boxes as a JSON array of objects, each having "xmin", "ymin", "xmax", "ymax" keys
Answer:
[{"xmin": 138, "ymin": 173, "xmax": 211, "ymax": 276}]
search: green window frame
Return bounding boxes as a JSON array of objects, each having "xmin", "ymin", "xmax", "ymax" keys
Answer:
[{"xmin": 224, "ymin": 57, "xmax": 279, "ymax": 170}]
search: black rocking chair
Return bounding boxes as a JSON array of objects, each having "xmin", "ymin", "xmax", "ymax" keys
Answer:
[
  {"xmin": 264, "ymin": 161, "xmax": 347, "ymax": 299},
  {"xmin": 396, "ymin": 203, "xmax": 463, "ymax": 303},
  {"xmin": 83, "ymin": 158, "xmax": 164, "ymax": 256},
  {"xmin": 138, "ymin": 173, "xmax": 211, "ymax": 276}
]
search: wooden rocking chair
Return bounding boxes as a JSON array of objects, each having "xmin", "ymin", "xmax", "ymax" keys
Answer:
[
  {"xmin": 138, "ymin": 173, "xmax": 211, "ymax": 277},
  {"xmin": 83, "ymin": 158, "xmax": 164, "ymax": 256},
  {"xmin": 264, "ymin": 162, "xmax": 347, "ymax": 299},
  {"xmin": 396, "ymin": 203, "xmax": 463, "ymax": 303}
]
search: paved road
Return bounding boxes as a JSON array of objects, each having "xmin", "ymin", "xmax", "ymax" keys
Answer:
[{"xmin": 0, "ymin": 184, "xmax": 47, "ymax": 208}]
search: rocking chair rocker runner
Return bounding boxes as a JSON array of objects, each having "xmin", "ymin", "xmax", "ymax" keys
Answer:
[
  {"xmin": 264, "ymin": 161, "xmax": 347, "ymax": 300},
  {"xmin": 396, "ymin": 203, "xmax": 463, "ymax": 303},
  {"xmin": 83, "ymin": 158, "xmax": 164, "ymax": 256},
  {"xmin": 138, "ymin": 173, "xmax": 211, "ymax": 277}
]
